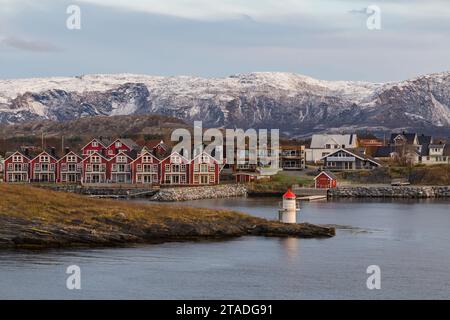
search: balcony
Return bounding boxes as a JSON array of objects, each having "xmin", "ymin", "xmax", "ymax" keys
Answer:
[{"xmin": 326, "ymin": 156, "xmax": 355, "ymax": 162}]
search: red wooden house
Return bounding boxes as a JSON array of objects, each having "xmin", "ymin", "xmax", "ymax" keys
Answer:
[
  {"xmin": 160, "ymin": 152, "xmax": 190, "ymax": 185},
  {"xmin": 131, "ymin": 150, "xmax": 160, "ymax": 184},
  {"xmin": 81, "ymin": 138, "xmax": 107, "ymax": 156},
  {"xmin": 109, "ymin": 151, "xmax": 133, "ymax": 183},
  {"xmin": 57, "ymin": 151, "xmax": 83, "ymax": 183},
  {"xmin": 150, "ymin": 140, "xmax": 168, "ymax": 154},
  {"xmin": 104, "ymin": 138, "xmax": 138, "ymax": 157},
  {"xmin": 30, "ymin": 151, "xmax": 58, "ymax": 182},
  {"xmin": 81, "ymin": 152, "xmax": 109, "ymax": 183},
  {"xmin": 314, "ymin": 171, "xmax": 337, "ymax": 189},
  {"xmin": 190, "ymin": 152, "xmax": 220, "ymax": 185},
  {"xmin": 3, "ymin": 151, "xmax": 30, "ymax": 182}
]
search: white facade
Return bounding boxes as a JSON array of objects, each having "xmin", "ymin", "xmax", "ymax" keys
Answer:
[{"xmin": 306, "ymin": 134, "xmax": 358, "ymax": 163}]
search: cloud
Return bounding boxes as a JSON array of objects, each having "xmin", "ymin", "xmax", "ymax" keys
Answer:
[{"xmin": 0, "ymin": 36, "xmax": 62, "ymax": 52}]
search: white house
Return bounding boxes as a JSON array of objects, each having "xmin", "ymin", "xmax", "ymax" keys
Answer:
[
  {"xmin": 306, "ymin": 134, "xmax": 358, "ymax": 163},
  {"xmin": 421, "ymin": 144, "xmax": 449, "ymax": 165}
]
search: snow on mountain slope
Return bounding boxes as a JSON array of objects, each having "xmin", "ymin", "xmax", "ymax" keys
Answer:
[{"xmin": 0, "ymin": 72, "xmax": 449, "ymax": 136}]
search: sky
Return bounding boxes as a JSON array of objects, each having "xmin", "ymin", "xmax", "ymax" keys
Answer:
[{"xmin": 0, "ymin": 0, "xmax": 450, "ymax": 82}]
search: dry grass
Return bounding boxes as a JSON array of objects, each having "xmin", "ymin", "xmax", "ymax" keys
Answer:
[{"xmin": 0, "ymin": 184, "xmax": 249, "ymax": 225}]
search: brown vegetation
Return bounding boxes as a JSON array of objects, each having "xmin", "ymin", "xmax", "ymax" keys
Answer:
[{"xmin": 0, "ymin": 184, "xmax": 334, "ymax": 248}]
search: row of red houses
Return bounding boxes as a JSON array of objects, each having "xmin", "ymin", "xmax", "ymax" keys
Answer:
[{"xmin": 3, "ymin": 138, "xmax": 221, "ymax": 185}]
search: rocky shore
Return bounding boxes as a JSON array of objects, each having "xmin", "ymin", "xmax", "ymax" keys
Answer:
[
  {"xmin": 0, "ymin": 214, "xmax": 335, "ymax": 249},
  {"xmin": 150, "ymin": 184, "xmax": 248, "ymax": 201},
  {"xmin": 0, "ymin": 184, "xmax": 334, "ymax": 249},
  {"xmin": 328, "ymin": 186, "xmax": 450, "ymax": 198}
]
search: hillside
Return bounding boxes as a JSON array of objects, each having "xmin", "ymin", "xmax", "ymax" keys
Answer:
[
  {"xmin": 1, "ymin": 72, "xmax": 450, "ymax": 137},
  {"xmin": 0, "ymin": 114, "xmax": 188, "ymax": 154}
]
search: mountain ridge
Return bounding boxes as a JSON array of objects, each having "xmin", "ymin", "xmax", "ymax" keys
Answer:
[{"xmin": 1, "ymin": 71, "xmax": 450, "ymax": 137}]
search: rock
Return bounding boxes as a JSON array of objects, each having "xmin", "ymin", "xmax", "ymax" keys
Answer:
[
  {"xmin": 150, "ymin": 184, "xmax": 248, "ymax": 201},
  {"xmin": 328, "ymin": 186, "xmax": 450, "ymax": 198}
]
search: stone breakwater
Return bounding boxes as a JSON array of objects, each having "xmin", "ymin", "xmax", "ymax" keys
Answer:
[
  {"xmin": 328, "ymin": 186, "xmax": 450, "ymax": 198},
  {"xmin": 150, "ymin": 184, "xmax": 248, "ymax": 201}
]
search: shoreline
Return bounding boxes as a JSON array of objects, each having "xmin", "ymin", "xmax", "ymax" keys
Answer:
[{"xmin": 0, "ymin": 184, "xmax": 335, "ymax": 250}]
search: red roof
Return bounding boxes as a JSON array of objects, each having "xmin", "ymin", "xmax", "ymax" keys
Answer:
[{"xmin": 283, "ymin": 189, "xmax": 296, "ymax": 199}]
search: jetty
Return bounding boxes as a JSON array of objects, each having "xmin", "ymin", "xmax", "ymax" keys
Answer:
[{"xmin": 297, "ymin": 195, "xmax": 327, "ymax": 201}]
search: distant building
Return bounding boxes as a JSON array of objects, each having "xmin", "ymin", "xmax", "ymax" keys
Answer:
[
  {"xmin": 421, "ymin": 144, "xmax": 450, "ymax": 165},
  {"xmin": 358, "ymin": 138, "xmax": 384, "ymax": 148},
  {"xmin": 280, "ymin": 143, "xmax": 305, "ymax": 170},
  {"xmin": 306, "ymin": 134, "xmax": 358, "ymax": 163},
  {"xmin": 321, "ymin": 148, "xmax": 382, "ymax": 170}
]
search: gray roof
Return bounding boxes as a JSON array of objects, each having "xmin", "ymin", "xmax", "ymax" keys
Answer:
[{"xmin": 310, "ymin": 134, "xmax": 358, "ymax": 149}]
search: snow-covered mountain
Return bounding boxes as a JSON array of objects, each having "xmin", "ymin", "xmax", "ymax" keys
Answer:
[{"xmin": 1, "ymin": 72, "xmax": 450, "ymax": 136}]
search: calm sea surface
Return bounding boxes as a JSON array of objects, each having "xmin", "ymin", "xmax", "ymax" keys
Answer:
[{"xmin": 0, "ymin": 198, "xmax": 449, "ymax": 299}]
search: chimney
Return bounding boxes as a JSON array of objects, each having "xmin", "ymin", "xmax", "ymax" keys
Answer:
[{"xmin": 65, "ymin": 147, "xmax": 70, "ymax": 154}]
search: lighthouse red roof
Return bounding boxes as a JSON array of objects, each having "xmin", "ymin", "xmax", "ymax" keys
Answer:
[{"xmin": 283, "ymin": 189, "xmax": 296, "ymax": 199}]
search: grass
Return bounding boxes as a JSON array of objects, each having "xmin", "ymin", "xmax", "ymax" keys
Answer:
[
  {"xmin": 0, "ymin": 184, "xmax": 250, "ymax": 226},
  {"xmin": 248, "ymin": 172, "xmax": 315, "ymax": 193},
  {"xmin": 337, "ymin": 164, "xmax": 450, "ymax": 185}
]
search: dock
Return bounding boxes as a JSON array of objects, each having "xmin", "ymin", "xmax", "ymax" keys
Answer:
[{"xmin": 297, "ymin": 195, "xmax": 327, "ymax": 201}]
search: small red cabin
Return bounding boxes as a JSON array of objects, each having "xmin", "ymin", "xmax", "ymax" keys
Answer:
[{"xmin": 314, "ymin": 171, "xmax": 337, "ymax": 189}]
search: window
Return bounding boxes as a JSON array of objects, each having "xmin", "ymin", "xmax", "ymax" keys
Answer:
[
  {"xmin": 115, "ymin": 142, "xmax": 122, "ymax": 148},
  {"xmin": 209, "ymin": 165, "xmax": 215, "ymax": 172},
  {"xmin": 13, "ymin": 155, "xmax": 22, "ymax": 162},
  {"xmin": 171, "ymin": 156, "xmax": 180, "ymax": 163},
  {"xmin": 86, "ymin": 164, "xmax": 92, "ymax": 172},
  {"xmin": 210, "ymin": 174, "xmax": 215, "ymax": 183},
  {"xmin": 50, "ymin": 164, "xmax": 55, "ymax": 171},
  {"xmin": 8, "ymin": 163, "xmax": 13, "ymax": 170},
  {"xmin": 91, "ymin": 156, "xmax": 101, "ymax": 163},
  {"xmin": 180, "ymin": 175, "xmax": 186, "ymax": 184},
  {"xmin": 117, "ymin": 156, "xmax": 127, "ymax": 163},
  {"xmin": 137, "ymin": 164, "xmax": 142, "ymax": 172},
  {"xmin": 40, "ymin": 156, "xmax": 49, "ymax": 162},
  {"xmin": 180, "ymin": 164, "xmax": 186, "ymax": 172},
  {"xmin": 143, "ymin": 156, "xmax": 152, "ymax": 163},
  {"xmin": 165, "ymin": 164, "xmax": 170, "ymax": 172},
  {"xmin": 34, "ymin": 163, "xmax": 40, "ymax": 171},
  {"xmin": 325, "ymin": 144, "xmax": 331, "ymax": 149},
  {"xmin": 92, "ymin": 141, "xmax": 98, "ymax": 147},
  {"xmin": 108, "ymin": 150, "xmax": 114, "ymax": 155},
  {"xmin": 112, "ymin": 164, "xmax": 117, "ymax": 171},
  {"xmin": 67, "ymin": 155, "xmax": 77, "ymax": 162},
  {"xmin": 201, "ymin": 155, "xmax": 209, "ymax": 163}
]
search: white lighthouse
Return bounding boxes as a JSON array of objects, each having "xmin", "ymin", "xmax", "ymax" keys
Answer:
[{"xmin": 278, "ymin": 189, "xmax": 299, "ymax": 223}]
